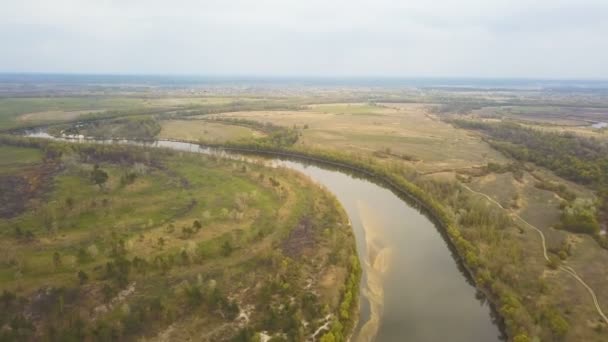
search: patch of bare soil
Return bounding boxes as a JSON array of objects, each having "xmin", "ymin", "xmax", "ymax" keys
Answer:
[
  {"xmin": 0, "ymin": 163, "xmax": 59, "ymax": 218},
  {"xmin": 0, "ymin": 175, "xmax": 30, "ymax": 218},
  {"xmin": 282, "ymin": 217, "xmax": 316, "ymax": 258},
  {"xmin": 23, "ymin": 286, "xmax": 81, "ymax": 332}
]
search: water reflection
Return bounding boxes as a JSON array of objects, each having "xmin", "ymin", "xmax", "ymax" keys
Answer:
[{"xmin": 280, "ymin": 161, "xmax": 503, "ymax": 342}]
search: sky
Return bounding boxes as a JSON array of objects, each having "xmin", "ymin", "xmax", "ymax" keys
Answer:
[{"xmin": 1, "ymin": 0, "xmax": 607, "ymax": 79}]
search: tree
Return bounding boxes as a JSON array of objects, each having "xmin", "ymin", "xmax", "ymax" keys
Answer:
[
  {"xmin": 547, "ymin": 255, "xmax": 560, "ymax": 270},
  {"xmin": 53, "ymin": 252, "xmax": 62, "ymax": 269},
  {"xmin": 78, "ymin": 270, "xmax": 89, "ymax": 285},
  {"xmin": 320, "ymin": 332, "xmax": 336, "ymax": 342},
  {"xmin": 233, "ymin": 327, "xmax": 256, "ymax": 342},
  {"xmin": 192, "ymin": 220, "xmax": 202, "ymax": 231},
  {"xmin": 181, "ymin": 226, "xmax": 193, "ymax": 238},
  {"xmin": 91, "ymin": 164, "xmax": 109, "ymax": 189},
  {"xmin": 24, "ymin": 230, "xmax": 35, "ymax": 242},
  {"xmin": 77, "ymin": 247, "xmax": 90, "ymax": 264},
  {"xmin": 560, "ymin": 199, "xmax": 600, "ymax": 234},
  {"xmin": 180, "ymin": 250, "xmax": 190, "ymax": 265},
  {"xmin": 102, "ymin": 284, "xmax": 115, "ymax": 303},
  {"xmin": 43, "ymin": 208, "xmax": 56, "ymax": 234},
  {"xmin": 513, "ymin": 334, "xmax": 530, "ymax": 342},
  {"xmin": 114, "ymin": 256, "xmax": 132, "ymax": 287},
  {"xmin": 1, "ymin": 290, "xmax": 16, "ymax": 308},
  {"xmin": 65, "ymin": 197, "xmax": 74, "ymax": 209},
  {"xmin": 8, "ymin": 314, "xmax": 34, "ymax": 340},
  {"xmin": 185, "ymin": 284, "xmax": 203, "ymax": 307},
  {"xmin": 221, "ymin": 240, "xmax": 233, "ymax": 256},
  {"xmin": 545, "ymin": 308, "xmax": 569, "ymax": 339},
  {"xmin": 165, "ymin": 223, "xmax": 175, "ymax": 233},
  {"xmin": 14, "ymin": 226, "xmax": 22, "ymax": 239}
]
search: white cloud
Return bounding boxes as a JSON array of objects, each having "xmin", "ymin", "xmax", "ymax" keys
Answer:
[{"xmin": 1, "ymin": 0, "xmax": 607, "ymax": 78}]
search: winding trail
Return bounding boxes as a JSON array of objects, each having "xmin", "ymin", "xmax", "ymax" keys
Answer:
[{"xmin": 461, "ymin": 184, "xmax": 608, "ymax": 325}]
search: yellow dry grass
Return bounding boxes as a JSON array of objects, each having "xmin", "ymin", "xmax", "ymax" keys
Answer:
[
  {"xmin": 159, "ymin": 120, "xmax": 265, "ymax": 143},
  {"xmin": 18, "ymin": 109, "xmax": 106, "ymax": 122},
  {"xmin": 214, "ymin": 103, "xmax": 508, "ymax": 172}
]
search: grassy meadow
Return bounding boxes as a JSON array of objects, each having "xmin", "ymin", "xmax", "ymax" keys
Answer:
[
  {"xmin": 158, "ymin": 120, "xmax": 265, "ymax": 143},
  {"xmin": 0, "ymin": 140, "xmax": 357, "ymax": 341},
  {"xmin": 211, "ymin": 103, "xmax": 508, "ymax": 172},
  {"xmin": 0, "ymin": 96, "xmax": 243, "ymax": 131}
]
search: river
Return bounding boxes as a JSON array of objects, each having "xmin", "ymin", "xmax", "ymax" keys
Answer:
[{"xmin": 23, "ymin": 132, "xmax": 503, "ymax": 341}]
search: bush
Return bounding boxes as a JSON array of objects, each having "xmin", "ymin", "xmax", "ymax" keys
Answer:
[
  {"xmin": 547, "ymin": 255, "xmax": 560, "ymax": 270},
  {"xmin": 544, "ymin": 307, "xmax": 569, "ymax": 338},
  {"xmin": 513, "ymin": 334, "xmax": 530, "ymax": 342},
  {"xmin": 77, "ymin": 270, "xmax": 89, "ymax": 285},
  {"xmin": 560, "ymin": 199, "xmax": 600, "ymax": 235}
]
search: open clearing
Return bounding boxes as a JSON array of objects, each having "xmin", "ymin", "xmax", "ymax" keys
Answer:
[
  {"xmin": 518, "ymin": 122, "xmax": 608, "ymax": 141},
  {"xmin": 158, "ymin": 120, "xmax": 265, "ymax": 143},
  {"xmin": 18, "ymin": 109, "xmax": 107, "ymax": 122},
  {"xmin": 472, "ymin": 105, "xmax": 608, "ymax": 126},
  {"xmin": 0, "ymin": 145, "xmax": 42, "ymax": 169},
  {"xmin": 0, "ymin": 96, "xmax": 239, "ymax": 130}
]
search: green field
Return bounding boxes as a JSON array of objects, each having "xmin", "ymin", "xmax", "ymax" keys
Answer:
[
  {"xmin": 0, "ymin": 145, "xmax": 42, "ymax": 168},
  {"xmin": 0, "ymin": 97, "xmax": 144, "ymax": 129},
  {"xmin": 159, "ymin": 119, "xmax": 265, "ymax": 143},
  {"xmin": 0, "ymin": 96, "xmax": 240, "ymax": 130}
]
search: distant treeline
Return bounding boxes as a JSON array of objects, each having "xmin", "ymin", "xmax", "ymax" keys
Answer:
[
  {"xmin": 61, "ymin": 116, "xmax": 161, "ymax": 140},
  {"xmin": 173, "ymin": 101, "xmax": 303, "ymax": 117},
  {"xmin": 207, "ymin": 117, "xmax": 300, "ymax": 147},
  {"xmin": 450, "ymin": 120, "xmax": 608, "ymax": 185},
  {"xmin": 3, "ymin": 100, "xmax": 303, "ymax": 133},
  {"xmin": 0, "ymin": 134, "xmax": 167, "ymax": 166}
]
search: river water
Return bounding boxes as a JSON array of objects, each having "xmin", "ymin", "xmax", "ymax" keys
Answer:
[{"xmin": 23, "ymin": 132, "xmax": 503, "ymax": 341}]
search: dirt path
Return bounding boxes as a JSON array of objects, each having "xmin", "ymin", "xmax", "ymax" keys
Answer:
[{"xmin": 461, "ymin": 184, "xmax": 608, "ymax": 325}]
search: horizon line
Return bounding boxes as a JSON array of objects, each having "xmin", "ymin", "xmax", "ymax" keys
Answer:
[{"xmin": 1, "ymin": 71, "xmax": 608, "ymax": 83}]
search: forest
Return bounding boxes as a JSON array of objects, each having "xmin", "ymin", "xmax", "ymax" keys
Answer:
[{"xmin": 451, "ymin": 119, "xmax": 606, "ymax": 237}]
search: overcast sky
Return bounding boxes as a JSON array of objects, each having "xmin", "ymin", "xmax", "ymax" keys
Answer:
[{"xmin": 1, "ymin": 0, "xmax": 607, "ymax": 78}]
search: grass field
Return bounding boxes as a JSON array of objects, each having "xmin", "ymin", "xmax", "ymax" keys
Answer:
[
  {"xmin": 0, "ymin": 142, "xmax": 357, "ymax": 341},
  {"xmin": 212, "ymin": 103, "xmax": 508, "ymax": 172},
  {"xmin": 0, "ymin": 96, "xmax": 240, "ymax": 130},
  {"xmin": 0, "ymin": 97, "xmax": 146, "ymax": 129},
  {"xmin": 519, "ymin": 122, "xmax": 608, "ymax": 141},
  {"xmin": 472, "ymin": 105, "xmax": 608, "ymax": 126},
  {"xmin": 158, "ymin": 120, "xmax": 265, "ymax": 143},
  {"xmin": 0, "ymin": 145, "xmax": 42, "ymax": 169}
]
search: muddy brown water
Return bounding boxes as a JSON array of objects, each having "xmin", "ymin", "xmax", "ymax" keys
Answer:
[{"xmin": 24, "ymin": 132, "xmax": 503, "ymax": 341}]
